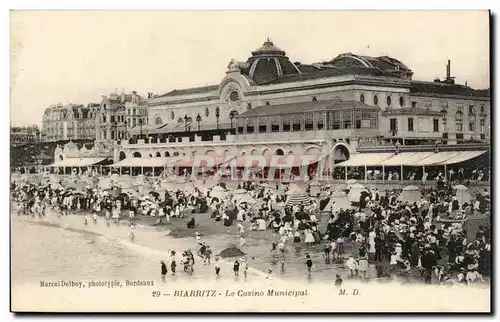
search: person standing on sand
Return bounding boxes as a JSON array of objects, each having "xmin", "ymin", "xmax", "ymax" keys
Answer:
[
  {"xmin": 170, "ymin": 251, "xmax": 177, "ymax": 276},
  {"xmin": 233, "ymin": 259, "xmax": 240, "ymax": 277},
  {"xmin": 161, "ymin": 261, "xmax": 168, "ymax": 283},
  {"xmin": 306, "ymin": 254, "xmax": 313, "ymax": 276},
  {"xmin": 214, "ymin": 256, "xmax": 221, "ymax": 278},
  {"xmin": 241, "ymin": 257, "xmax": 248, "ymax": 279}
]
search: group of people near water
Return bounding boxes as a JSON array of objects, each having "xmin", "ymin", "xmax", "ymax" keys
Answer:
[{"xmin": 11, "ymin": 168, "xmax": 491, "ymax": 286}]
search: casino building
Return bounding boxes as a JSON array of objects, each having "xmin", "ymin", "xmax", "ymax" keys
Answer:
[{"xmin": 111, "ymin": 39, "xmax": 490, "ymax": 178}]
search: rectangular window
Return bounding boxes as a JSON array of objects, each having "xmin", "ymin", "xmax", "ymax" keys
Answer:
[
  {"xmin": 342, "ymin": 111, "xmax": 351, "ymax": 129},
  {"xmin": 317, "ymin": 113, "xmax": 324, "ymax": 130},
  {"xmin": 407, "ymin": 117, "xmax": 414, "ymax": 131},
  {"xmin": 332, "ymin": 111, "xmax": 341, "ymax": 130},
  {"xmin": 468, "ymin": 105, "xmax": 474, "ymax": 114},
  {"xmin": 270, "ymin": 117, "xmax": 280, "ymax": 132},
  {"xmin": 292, "ymin": 115, "xmax": 301, "ymax": 131},
  {"xmin": 354, "ymin": 111, "xmax": 362, "ymax": 129},
  {"xmin": 133, "ymin": 109, "xmax": 136, "ymax": 116},
  {"xmin": 258, "ymin": 124, "xmax": 267, "ymax": 133},
  {"xmin": 480, "ymin": 119, "xmax": 485, "ymax": 134},
  {"xmin": 469, "ymin": 122, "xmax": 475, "ymax": 132},
  {"xmin": 390, "ymin": 118, "xmax": 397, "ymax": 132},
  {"xmin": 304, "ymin": 113, "xmax": 314, "ymax": 131},
  {"xmin": 102, "ymin": 116, "xmax": 107, "ymax": 123},
  {"xmin": 433, "ymin": 118, "xmax": 439, "ymax": 132},
  {"xmin": 456, "ymin": 121, "xmax": 463, "ymax": 133},
  {"xmin": 111, "ymin": 115, "xmax": 115, "ymax": 123},
  {"xmin": 411, "ymin": 101, "xmax": 417, "ymax": 108},
  {"xmin": 282, "ymin": 115, "xmax": 291, "ymax": 132}
]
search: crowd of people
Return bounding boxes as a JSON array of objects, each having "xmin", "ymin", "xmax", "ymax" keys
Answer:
[{"xmin": 11, "ymin": 166, "xmax": 491, "ymax": 286}]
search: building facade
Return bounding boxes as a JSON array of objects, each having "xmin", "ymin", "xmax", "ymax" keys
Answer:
[
  {"xmin": 125, "ymin": 91, "xmax": 148, "ymax": 137},
  {"xmin": 42, "ymin": 103, "xmax": 99, "ymax": 142},
  {"xmin": 116, "ymin": 40, "xmax": 490, "ymax": 165},
  {"xmin": 10, "ymin": 125, "xmax": 41, "ymax": 147},
  {"xmin": 95, "ymin": 92, "xmax": 134, "ymax": 152}
]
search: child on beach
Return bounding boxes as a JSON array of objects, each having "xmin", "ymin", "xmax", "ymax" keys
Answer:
[
  {"xmin": 161, "ymin": 261, "xmax": 168, "ymax": 283},
  {"xmin": 129, "ymin": 223, "xmax": 135, "ymax": 241},
  {"xmin": 214, "ymin": 256, "xmax": 221, "ymax": 278},
  {"xmin": 204, "ymin": 246, "xmax": 212, "ymax": 264},
  {"xmin": 92, "ymin": 211, "xmax": 98, "ymax": 224},
  {"xmin": 241, "ymin": 257, "xmax": 248, "ymax": 279},
  {"xmin": 306, "ymin": 254, "xmax": 313, "ymax": 276},
  {"xmin": 84, "ymin": 213, "xmax": 89, "ymax": 225},
  {"xmin": 170, "ymin": 251, "xmax": 177, "ymax": 276},
  {"xmin": 233, "ymin": 259, "xmax": 240, "ymax": 277}
]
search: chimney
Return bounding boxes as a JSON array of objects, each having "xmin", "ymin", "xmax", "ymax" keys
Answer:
[
  {"xmin": 446, "ymin": 59, "xmax": 450, "ymax": 79},
  {"xmin": 147, "ymin": 92, "xmax": 153, "ymax": 99}
]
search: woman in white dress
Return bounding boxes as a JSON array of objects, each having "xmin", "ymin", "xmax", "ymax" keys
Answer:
[
  {"xmin": 345, "ymin": 257, "xmax": 358, "ymax": 276},
  {"xmin": 304, "ymin": 228, "xmax": 315, "ymax": 246},
  {"xmin": 357, "ymin": 245, "xmax": 369, "ymax": 279},
  {"xmin": 368, "ymin": 230, "xmax": 376, "ymax": 255}
]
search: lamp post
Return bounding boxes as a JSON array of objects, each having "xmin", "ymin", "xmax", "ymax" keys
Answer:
[
  {"xmin": 196, "ymin": 113, "xmax": 202, "ymax": 131},
  {"xmin": 215, "ymin": 109, "xmax": 220, "ymax": 131},
  {"xmin": 184, "ymin": 114, "xmax": 189, "ymax": 132},
  {"xmin": 230, "ymin": 112, "xmax": 235, "ymax": 133},
  {"xmin": 139, "ymin": 119, "xmax": 143, "ymax": 139}
]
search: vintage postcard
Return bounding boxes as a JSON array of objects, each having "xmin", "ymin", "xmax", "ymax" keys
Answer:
[{"xmin": 10, "ymin": 10, "xmax": 491, "ymax": 313}]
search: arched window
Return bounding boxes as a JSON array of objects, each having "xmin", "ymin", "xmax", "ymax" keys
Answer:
[
  {"xmin": 373, "ymin": 95, "xmax": 378, "ymax": 106},
  {"xmin": 399, "ymin": 97, "xmax": 404, "ymax": 107},
  {"xmin": 360, "ymin": 94, "xmax": 365, "ymax": 103},
  {"xmin": 229, "ymin": 110, "xmax": 239, "ymax": 118},
  {"xmin": 177, "ymin": 117, "xmax": 184, "ymax": 124},
  {"xmin": 386, "ymin": 95, "xmax": 391, "ymax": 106},
  {"xmin": 247, "ymin": 103, "xmax": 252, "ymax": 111},
  {"xmin": 480, "ymin": 105, "xmax": 485, "ymax": 114},
  {"xmin": 205, "ymin": 107, "xmax": 209, "ymax": 117},
  {"xmin": 119, "ymin": 151, "xmax": 126, "ymax": 161},
  {"xmin": 155, "ymin": 117, "xmax": 163, "ymax": 125},
  {"xmin": 455, "ymin": 111, "xmax": 464, "ymax": 133},
  {"xmin": 165, "ymin": 151, "xmax": 170, "ymax": 157},
  {"xmin": 312, "ymin": 97, "xmax": 317, "ymax": 102},
  {"xmin": 155, "ymin": 152, "xmax": 161, "ymax": 157},
  {"xmin": 132, "ymin": 152, "xmax": 142, "ymax": 158},
  {"xmin": 215, "ymin": 106, "xmax": 220, "ymax": 116},
  {"xmin": 170, "ymin": 111, "xmax": 175, "ymax": 120},
  {"xmin": 265, "ymin": 101, "xmax": 271, "ymax": 106}
]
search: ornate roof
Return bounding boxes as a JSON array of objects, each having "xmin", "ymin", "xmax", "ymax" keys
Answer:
[
  {"xmin": 239, "ymin": 99, "xmax": 380, "ymax": 118},
  {"xmin": 241, "ymin": 39, "xmax": 302, "ymax": 85},
  {"xmin": 159, "ymin": 85, "xmax": 219, "ymax": 97},
  {"xmin": 411, "ymin": 81, "xmax": 490, "ymax": 98}
]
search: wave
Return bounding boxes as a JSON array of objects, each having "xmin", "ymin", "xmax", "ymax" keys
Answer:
[{"xmin": 21, "ymin": 215, "xmax": 269, "ymax": 279}]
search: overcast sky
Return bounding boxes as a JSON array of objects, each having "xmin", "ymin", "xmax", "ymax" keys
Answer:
[{"xmin": 10, "ymin": 10, "xmax": 490, "ymax": 126}]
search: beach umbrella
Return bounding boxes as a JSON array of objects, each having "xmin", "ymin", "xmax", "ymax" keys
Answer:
[
  {"xmin": 398, "ymin": 186, "xmax": 423, "ymax": 204},
  {"xmin": 347, "ymin": 183, "xmax": 368, "ymax": 203},
  {"xmin": 234, "ymin": 189, "xmax": 247, "ymax": 195},
  {"xmin": 453, "ymin": 184, "xmax": 468, "ymax": 191},
  {"xmin": 402, "ymin": 185, "xmax": 420, "ymax": 192},
  {"xmin": 211, "ymin": 186, "xmax": 227, "ymax": 199},
  {"xmin": 454, "ymin": 185, "xmax": 472, "ymax": 204},
  {"xmin": 285, "ymin": 192, "xmax": 310, "ymax": 207},
  {"xmin": 322, "ymin": 190, "xmax": 351, "ymax": 212},
  {"xmin": 237, "ymin": 194, "xmax": 257, "ymax": 205}
]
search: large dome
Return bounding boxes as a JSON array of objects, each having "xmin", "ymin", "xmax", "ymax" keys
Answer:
[{"xmin": 243, "ymin": 39, "xmax": 301, "ymax": 84}]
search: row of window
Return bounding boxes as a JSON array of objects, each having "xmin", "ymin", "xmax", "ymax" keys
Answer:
[
  {"xmin": 359, "ymin": 94, "xmax": 488, "ymax": 115},
  {"xmin": 389, "ymin": 117, "xmax": 486, "ymax": 134},
  {"xmin": 360, "ymin": 94, "xmax": 404, "ymax": 107}
]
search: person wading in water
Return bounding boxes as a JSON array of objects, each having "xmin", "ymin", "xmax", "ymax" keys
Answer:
[{"xmin": 161, "ymin": 261, "xmax": 168, "ymax": 283}]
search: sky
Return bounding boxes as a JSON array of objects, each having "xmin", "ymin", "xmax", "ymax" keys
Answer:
[{"xmin": 10, "ymin": 10, "xmax": 490, "ymax": 127}]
